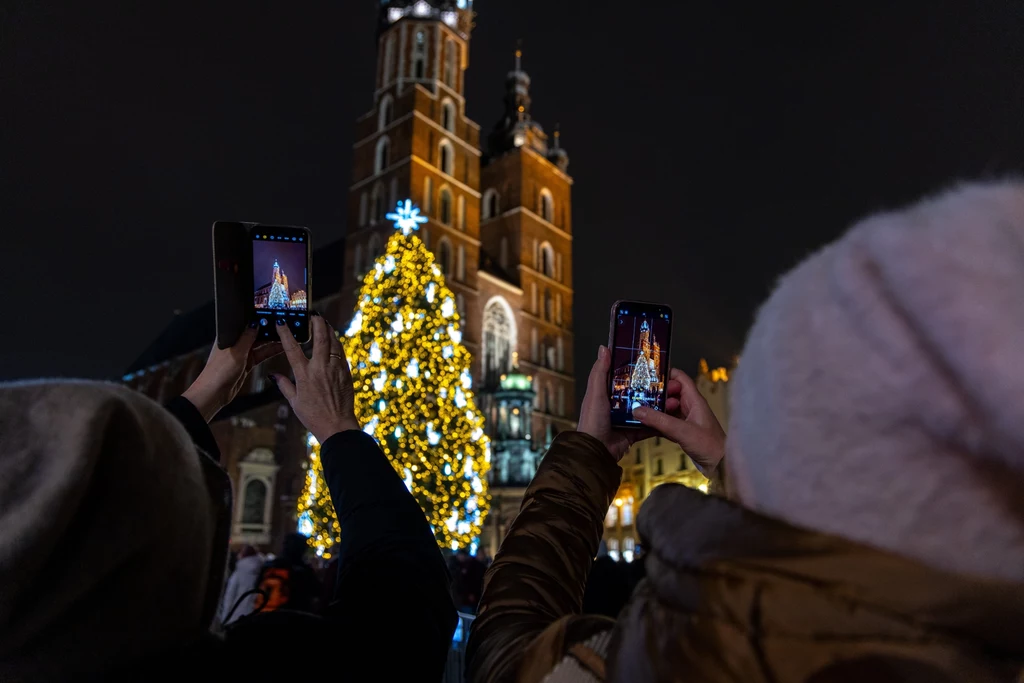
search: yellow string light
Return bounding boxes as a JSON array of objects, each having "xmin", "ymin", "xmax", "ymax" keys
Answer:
[{"xmin": 296, "ymin": 224, "xmax": 490, "ymax": 554}]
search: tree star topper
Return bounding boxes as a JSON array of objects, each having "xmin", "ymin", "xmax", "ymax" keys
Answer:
[{"xmin": 387, "ymin": 199, "xmax": 429, "ymax": 236}]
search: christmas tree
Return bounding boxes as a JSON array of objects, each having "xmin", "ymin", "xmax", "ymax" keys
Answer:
[
  {"xmin": 296, "ymin": 199, "xmax": 490, "ymax": 554},
  {"xmin": 296, "ymin": 434, "xmax": 340, "ymax": 559}
]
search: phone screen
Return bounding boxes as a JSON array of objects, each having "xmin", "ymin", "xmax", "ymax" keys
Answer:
[
  {"xmin": 252, "ymin": 227, "xmax": 311, "ymax": 342},
  {"xmin": 608, "ymin": 301, "xmax": 673, "ymax": 427}
]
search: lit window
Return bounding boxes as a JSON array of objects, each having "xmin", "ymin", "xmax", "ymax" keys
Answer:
[
  {"xmin": 607, "ymin": 538, "xmax": 620, "ymax": 562},
  {"xmin": 539, "ymin": 242, "xmax": 555, "ymax": 278},
  {"xmin": 375, "ymin": 136, "xmax": 391, "ymax": 174},
  {"xmin": 439, "ymin": 140, "xmax": 454, "ymax": 175},
  {"xmin": 482, "ymin": 189, "xmax": 500, "ymax": 220},
  {"xmin": 483, "ymin": 298, "xmax": 515, "ymax": 383},
  {"xmin": 442, "ymin": 99, "xmax": 456, "ymax": 132},
  {"xmin": 539, "ymin": 188, "xmax": 554, "ymax": 222},
  {"xmin": 412, "ymin": 29, "xmax": 427, "ymax": 78},
  {"xmin": 605, "ymin": 505, "xmax": 618, "ymax": 528},
  {"xmin": 623, "ymin": 537, "xmax": 635, "ymax": 563},
  {"xmin": 444, "ymin": 38, "xmax": 457, "ymax": 87},
  {"xmin": 622, "ymin": 502, "xmax": 633, "ymax": 526}
]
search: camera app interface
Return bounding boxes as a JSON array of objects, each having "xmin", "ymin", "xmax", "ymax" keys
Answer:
[
  {"xmin": 252, "ymin": 230, "xmax": 308, "ymax": 339},
  {"xmin": 610, "ymin": 305, "xmax": 671, "ymax": 425}
]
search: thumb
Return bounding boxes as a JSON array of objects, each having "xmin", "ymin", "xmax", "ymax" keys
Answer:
[
  {"xmin": 586, "ymin": 345, "xmax": 610, "ymax": 396},
  {"xmin": 633, "ymin": 406, "xmax": 695, "ymax": 443},
  {"xmin": 271, "ymin": 373, "xmax": 297, "ymax": 403}
]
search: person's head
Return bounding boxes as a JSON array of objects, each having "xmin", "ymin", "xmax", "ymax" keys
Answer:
[
  {"xmin": 282, "ymin": 532, "xmax": 310, "ymax": 563},
  {"xmin": 0, "ymin": 381, "xmax": 227, "ymax": 681},
  {"xmin": 726, "ymin": 182, "xmax": 1024, "ymax": 581}
]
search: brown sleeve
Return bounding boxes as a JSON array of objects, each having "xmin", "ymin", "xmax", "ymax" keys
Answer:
[{"xmin": 466, "ymin": 432, "xmax": 622, "ymax": 683}]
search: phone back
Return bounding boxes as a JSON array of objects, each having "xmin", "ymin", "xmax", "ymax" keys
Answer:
[{"xmin": 213, "ymin": 221, "xmax": 255, "ymax": 349}]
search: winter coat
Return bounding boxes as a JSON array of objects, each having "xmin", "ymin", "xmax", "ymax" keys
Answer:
[{"xmin": 217, "ymin": 554, "xmax": 264, "ymax": 625}]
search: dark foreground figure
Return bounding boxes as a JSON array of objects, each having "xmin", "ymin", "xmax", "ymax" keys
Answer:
[{"xmin": 0, "ymin": 317, "xmax": 456, "ymax": 681}]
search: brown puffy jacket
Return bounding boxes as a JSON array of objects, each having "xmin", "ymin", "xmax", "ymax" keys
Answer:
[{"xmin": 466, "ymin": 432, "xmax": 1024, "ymax": 683}]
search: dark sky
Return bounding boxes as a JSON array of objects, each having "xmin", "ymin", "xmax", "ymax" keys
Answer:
[{"xmin": 4, "ymin": 1, "xmax": 1024, "ymax": 383}]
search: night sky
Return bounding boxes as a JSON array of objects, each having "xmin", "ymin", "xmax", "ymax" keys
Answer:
[{"xmin": 4, "ymin": 1, "xmax": 1024, "ymax": 385}]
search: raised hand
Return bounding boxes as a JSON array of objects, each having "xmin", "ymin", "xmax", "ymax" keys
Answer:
[
  {"xmin": 183, "ymin": 324, "xmax": 282, "ymax": 422},
  {"xmin": 272, "ymin": 315, "xmax": 360, "ymax": 443},
  {"xmin": 633, "ymin": 368, "xmax": 725, "ymax": 476}
]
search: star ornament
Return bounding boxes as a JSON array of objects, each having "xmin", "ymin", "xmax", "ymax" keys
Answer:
[{"xmin": 387, "ymin": 199, "xmax": 429, "ymax": 236}]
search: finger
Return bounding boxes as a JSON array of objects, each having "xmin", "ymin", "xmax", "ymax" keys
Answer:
[
  {"xmin": 665, "ymin": 397, "xmax": 681, "ymax": 414},
  {"xmin": 252, "ymin": 342, "xmax": 283, "ymax": 366},
  {"xmin": 235, "ymin": 325, "xmax": 259, "ymax": 354},
  {"xmin": 325, "ymin": 320, "xmax": 345, "ymax": 356},
  {"xmin": 669, "ymin": 368, "xmax": 704, "ymax": 413},
  {"xmin": 270, "ymin": 373, "xmax": 297, "ymax": 403},
  {"xmin": 666, "ymin": 378, "xmax": 683, "ymax": 398},
  {"xmin": 275, "ymin": 321, "xmax": 308, "ymax": 372},
  {"xmin": 311, "ymin": 315, "xmax": 331, "ymax": 365},
  {"xmin": 581, "ymin": 345, "xmax": 611, "ymax": 415},
  {"xmin": 324, "ymin": 321, "xmax": 352, "ymax": 380},
  {"xmin": 633, "ymin": 406, "xmax": 698, "ymax": 445}
]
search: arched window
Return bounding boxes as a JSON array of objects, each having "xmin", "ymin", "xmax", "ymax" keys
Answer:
[
  {"xmin": 623, "ymin": 536, "xmax": 635, "ymax": 563},
  {"xmin": 439, "ymin": 140, "xmax": 454, "ymax": 176},
  {"xmin": 539, "ymin": 188, "xmax": 554, "ymax": 222},
  {"xmin": 444, "ymin": 38, "xmax": 457, "ymax": 87},
  {"xmin": 378, "ymin": 95, "xmax": 394, "ymax": 131},
  {"xmin": 370, "ymin": 182, "xmax": 385, "ymax": 224},
  {"xmin": 605, "ymin": 505, "xmax": 618, "ymax": 528},
  {"xmin": 241, "ymin": 479, "xmax": 267, "ymax": 524},
  {"xmin": 544, "ymin": 288, "xmax": 552, "ymax": 321},
  {"xmin": 499, "ymin": 236, "xmax": 508, "ymax": 270},
  {"xmin": 375, "ymin": 136, "xmax": 391, "ymax": 175},
  {"xmin": 607, "ymin": 538, "xmax": 620, "ymax": 562},
  {"xmin": 358, "ymin": 192, "xmax": 368, "ymax": 227},
  {"xmin": 382, "ymin": 34, "xmax": 396, "ymax": 86},
  {"xmin": 482, "ymin": 297, "xmax": 516, "ymax": 384},
  {"xmin": 539, "ymin": 242, "xmax": 555, "ymax": 278},
  {"xmin": 441, "ymin": 99, "xmax": 456, "ymax": 132},
  {"xmin": 530, "ymin": 327, "xmax": 538, "ymax": 362},
  {"xmin": 439, "ymin": 186, "xmax": 453, "ymax": 225},
  {"xmin": 423, "ymin": 176, "xmax": 433, "ymax": 215},
  {"xmin": 436, "ymin": 237, "xmax": 452, "ymax": 276},
  {"xmin": 557, "ymin": 385, "xmax": 565, "ymax": 416},
  {"xmin": 482, "ymin": 188, "xmax": 499, "ymax": 220},
  {"xmin": 456, "ymin": 244, "xmax": 465, "ymax": 280},
  {"xmin": 353, "ymin": 243, "xmax": 363, "ymax": 279},
  {"xmin": 457, "ymin": 195, "xmax": 465, "ymax": 231},
  {"xmin": 367, "ymin": 233, "xmax": 382, "ymax": 263},
  {"xmin": 412, "ymin": 29, "xmax": 427, "ymax": 79},
  {"xmin": 556, "ymin": 336, "xmax": 564, "ymax": 371}
]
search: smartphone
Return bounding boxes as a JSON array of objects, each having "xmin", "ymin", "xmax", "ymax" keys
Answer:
[
  {"xmin": 213, "ymin": 222, "xmax": 312, "ymax": 348},
  {"xmin": 251, "ymin": 225, "xmax": 312, "ymax": 344},
  {"xmin": 607, "ymin": 300, "xmax": 673, "ymax": 428}
]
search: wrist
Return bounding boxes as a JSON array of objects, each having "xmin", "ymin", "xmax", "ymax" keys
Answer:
[
  {"xmin": 314, "ymin": 418, "xmax": 361, "ymax": 443},
  {"xmin": 182, "ymin": 381, "xmax": 224, "ymax": 423}
]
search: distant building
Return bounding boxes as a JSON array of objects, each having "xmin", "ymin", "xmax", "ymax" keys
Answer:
[{"xmin": 602, "ymin": 360, "xmax": 732, "ymax": 561}]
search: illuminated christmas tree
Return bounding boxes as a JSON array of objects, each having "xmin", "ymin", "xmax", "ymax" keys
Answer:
[
  {"xmin": 296, "ymin": 434, "xmax": 340, "ymax": 558},
  {"xmin": 296, "ymin": 199, "xmax": 490, "ymax": 554}
]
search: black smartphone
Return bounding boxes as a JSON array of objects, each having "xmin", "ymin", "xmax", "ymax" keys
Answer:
[
  {"xmin": 607, "ymin": 300, "xmax": 673, "ymax": 428},
  {"xmin": 251, "ymin": 225, "xmax": 312, "ymax": 344},
  {"xmin": 213, "ymin": 222, "xmax": 312, "ymax": 348}
]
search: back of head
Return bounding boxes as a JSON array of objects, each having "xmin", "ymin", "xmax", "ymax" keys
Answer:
[
  {"xmin": 281, "ymin": 532, "xmax": 309, "ymax": 564},
  {"xmin": 0, "ymin": 381, "xmax": 225, "ymax": 681},
  {"xmin": 726, "ymin": 182, "xmax": 1024, "ymax": 581}
]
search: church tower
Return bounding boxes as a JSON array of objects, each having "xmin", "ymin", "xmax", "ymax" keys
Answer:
[{"xmin": 337, "ymin": 0, "xmax": 483, "ymax": 359}]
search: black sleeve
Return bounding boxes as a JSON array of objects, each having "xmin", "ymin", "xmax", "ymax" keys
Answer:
[
  {"xmin": 320, "ymin": 430, "xmax": 458, "ymax": 680},
  {"xmin": 165, "ymin": 395, "xmax": 221, "ymax": 463}
]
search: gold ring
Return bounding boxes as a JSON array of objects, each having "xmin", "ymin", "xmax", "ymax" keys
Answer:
[{"xmin": 329, "ymin": 353, "xmax": 344, "ymax": 360}]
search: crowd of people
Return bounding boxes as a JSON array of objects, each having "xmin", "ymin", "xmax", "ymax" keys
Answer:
[{"xmin": 2, "ymin": 182, "xmax": 1024, "ymax": 681}]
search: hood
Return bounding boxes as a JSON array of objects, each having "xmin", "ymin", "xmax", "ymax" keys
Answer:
[
  {"xmin": 609, "ymin": 484, "xmax": 1024, "ymax": 683},
  {"xmin": 0, "ymin": 381, "xmax": 230, "ymax": 682}
]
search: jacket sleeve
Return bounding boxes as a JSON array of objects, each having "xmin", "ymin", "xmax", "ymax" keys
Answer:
[
  {"xmin": 165, "ymin": 395, "xmax": 222, "ymax": 463},
  {"xmin": 466, "ymin": 432, "xmax": 623, "ymax": 683},
  {"xmin": 320, "ymin": 429, "xmax": 458, "ymax": 681}
]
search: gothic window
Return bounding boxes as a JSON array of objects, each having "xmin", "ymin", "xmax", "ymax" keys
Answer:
[
  {"xmin": 623, "ymin": 536, "xmax": 635, "ymax": 562},
  {"xmin": 544, "ymin": 288, "xmax": 552, "ymax": 321},
  {"xmin": 368, "ymin": 233, "xmax": 383, "ymax": 262},
  {"xmin": 605, "ymin": 505, "xmax": 618, "ymax": 528},
  {"xmin": 530, "ymin": 327, "xmax": 538, "ymax": 362},
  {"xmin": 375, "ymin": 136, "xmax": 391, "ymax": 174},
  {"xmin": 353, "ymin": 243, "xmax": 363, "ymax": 279},
  {"xmin": 608, "ymin": 538, "xmax": 620, "ymax": 561},
  {"xmin": 457, "ymin": 195, "xmax": 465, "ymax": 231},
  {"xmin": 412, "ymin": 29, "xmax": 427, "ymax": 79},
  {"xmin": 436, "ymin": 237, "xmax": 452, "ymax": 276},
  {"xmin": 441, "ymin": 99, "xmax": 456, "ymax": 132},
  {"xmin": 539, "ymin": 188, "xmax": 554, "ymax": 222},
  {"xmin": 539, "ymin": 242, "xmax": 555, "ymax": 278},
  {"xmin": 439, "ymin": 139, "xmax": 454, "ymax": 175},
  {"xmin": 423, "ymin": 176, "xmax": 433, "ymax": 215},
  {"xmin": 370, "ymin": 182, "xmax": 385, "ymax": 224},
  {"xmin": 378, "ymin": 95, "xmax": 394, "ymax": 131},
  {"xmin": 556, "ymin": 336, "xmax": 564, "ymax": 371},
  {"xmin": 383, "ymin": 35, "xmax": 396, "ymax": 86},
  {"xmin": 444, "ymin": 38, "xmax": 457, "ymax": 87},
  {"xmin": 456, "ymin": 244, "xmax": 465, "ymax": 281},
  {"xmin": 482, "ymin": 189, "xmax": 500, "ymax": 220},
  {"xmin": 483, "ymin": 297, "xmax": 514, "ymax": 383},
  {"xmin": 358, "ymin": 192, "xmax": 368, "ymax": 227},
  {"xmin": 241, "ymin": 480, "xmax": 267, "ymax": 524},
  {"xmin": 439, "ymin": 187, "xmax": 453, "ymax": 225},
  {"xmin": 546, "ymin": 345, "xmax": 556, "ymax": 369},
  {"xmin": 622, "ymin": 503, "xmax": 634, "ymax": 526}
]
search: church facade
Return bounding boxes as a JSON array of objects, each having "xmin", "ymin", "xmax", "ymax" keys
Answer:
[{"xmin": 123, "ymin": 0, "xmax": 575, "ymax": 556}]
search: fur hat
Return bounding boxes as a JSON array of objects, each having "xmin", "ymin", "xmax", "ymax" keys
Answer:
[{"xmin": 726, "ymin": 182, "xmax": 1024, "ymax": 581}]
